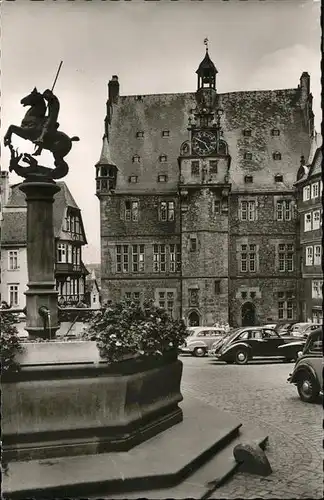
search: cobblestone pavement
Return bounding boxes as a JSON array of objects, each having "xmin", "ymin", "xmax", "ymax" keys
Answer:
[{"xmin": 180, "ymin": 355, "xmax": 323, "ymax": 499}]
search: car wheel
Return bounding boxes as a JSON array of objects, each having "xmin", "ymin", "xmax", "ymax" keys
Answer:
[
  {"xmin": 235, "ymin": 349, "xmax": 249, "ymax": 365},
  {"xmin": 297, "ymin": 373, "xmax": 319, "ymax": 403},
  {"xmin": 193, "ymin": 347, "xmax": 206, "ymax": 357}
]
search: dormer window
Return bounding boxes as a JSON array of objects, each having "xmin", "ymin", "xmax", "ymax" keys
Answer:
[
  {"xmin": 274, "ymin": 174, "xmax": 283, "ymax": 183},
  {"xmin": 158, "ymin": 174, "xmax": 168, "ymax": 183},
  {"xmin": 132, "ymin": 155, "xmax": 140, "ymax": 163},
  {"xmin": 244, "ymin": 152, "xmax": 252, "ymax": 160},
  {"xmin": 159, "ymin": 155, "xmax": 167, "ymax": 163},
  {"xmin": 244, "ymin": 175, "xmax": 253, "ymax": 184},
  {"xmin": 243, "ymin": 129, "xmax": 252, "ymax": 137},
  {"xmin": 128, "ymin": 175, "xmax": 138, "ymax": 183},
  {"xmin": 273, "ymin": 152, "xmax": 282, "ymax": 160},
  {"xmin": 162, "ymin": 130, "xmax": 170, "ymax": 137},
  {"xmin": 136, "ymin": 131, "xmax": 144, "ymax": 138},
  {"xmin": 271, "ymin": 129, "xmax": 280, "ymax": 136}
]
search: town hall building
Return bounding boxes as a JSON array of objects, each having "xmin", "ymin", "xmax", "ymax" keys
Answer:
[{"xmin": 96, "ymin": 49, "xmax": 314, "ymax": 327}]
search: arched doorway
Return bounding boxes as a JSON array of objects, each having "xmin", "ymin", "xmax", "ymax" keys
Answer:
[
  {"xmin": 188, "ymin": 311, "xmax": 200, "ymax": 326},
  {"xmin": 241, "ymin": 302, "xmax": 256, "ymax": 326}
]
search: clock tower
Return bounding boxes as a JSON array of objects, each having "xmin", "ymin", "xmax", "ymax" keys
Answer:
[{"xmin": 178, "ymin": 46, "xmax": 231, "ymax": 327}]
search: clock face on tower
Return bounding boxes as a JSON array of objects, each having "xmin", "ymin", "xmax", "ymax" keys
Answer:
[{"xmin": 192, "ymin": 130, "xmax": 217, "ymax": 156}]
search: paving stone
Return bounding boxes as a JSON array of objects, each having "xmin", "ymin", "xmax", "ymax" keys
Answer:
[{"xmin": 180, "ymin": 357, "xmax": 322, "ymax": 499}]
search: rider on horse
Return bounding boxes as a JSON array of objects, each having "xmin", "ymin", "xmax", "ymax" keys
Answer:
[{"xmin": 34, "ymin": 89, "xmax": 60, "ymax": 155}]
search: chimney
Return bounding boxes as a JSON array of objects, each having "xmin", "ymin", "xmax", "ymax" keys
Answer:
[{"xmin": 108, "ymin": 75, "xmax": 119, "ymax": 104}]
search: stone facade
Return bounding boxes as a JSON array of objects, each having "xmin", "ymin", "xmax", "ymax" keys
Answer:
[{"xmin": 96, "ymin": 52, "xmax": 314, "ymax": 327}]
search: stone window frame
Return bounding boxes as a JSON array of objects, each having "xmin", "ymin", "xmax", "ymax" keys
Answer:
[
  {"xmin": 136, "ymin": 131, "xmax": 144, "ymax": 138},
  {"xmin": 169, "ymin": 243, "xmax": 181, "ymax": 272},
  {"xmin": 159, "ymin": 200, "xmax": 175, "ymax": 222},
  {"xmin": 131, "ymin": 244, "xmax": 145, "ymax": 273},
  {"xmin": 273, "ymin": 152, "xmax": 282, "ymax": 160},
  {"xmin": 159, "ymin": 154, "xmax": 168, "ymax": 163},
  {"xmin": 125, "ymin": 200, "xmax": 139, "ymax": 222},
  {"xmin": 311, "ymin": 182, "xmax": 319, "ymax": 199},
  {"xmin": 240, "ymin": 243, "xmax": 258, "ymax": 273},
  {"xmin": 8, "ymin": 250, "xmax": 19, "ymax": 271},
  {"xmin": 303, "ymin": 185, "xmax": 310, "ymax": 201},
  {"xmin": 157, "ymin": 174, "xmax": 168, "ymax": 183},
  {"xmin": 244, "ymin": 175, "xmax": 253, "ymax": 184},
  {"xmin": 304, "ymin": 212, "xmax": 312, "ymax": 232},
  {"xmin": 278, "ymin": 297, "xmax": 294, "ymax": 320},
  {"xmin": 271, "ymin": 129, "xmax": 280, "ymax": 136},
  {"xmin": 305, "ymin": 246, "xmax": 313, "ymax": 266},
  {"xmin": 243, "ymin": 129, "xmax": 252, "ymax": 137},
  {"xmin": 124, "ymin": 290, "xmax": 141, "ymax": 303},
  {"xmin": 153, "ymin": 244, "xmax": 166, "ymax": 273},
  {"xmin": 244, "ymin": 152, "xmax": 252, "ymax": 160},
  {"xmin": 274, "ymin": 174, "xmax": 283, "ymax": 183},
  {"xmin": 278, "ymin": 243, "xmax": 294, "ymax": 272},
  {"xmin": 132, "ymin": 155, "xmax": 141, "ymax": 163},
  {"xmin": 155, "ymin": 288, "xmax": 176, "ymax": 318},
  {"xmin": 276, "ymin": 199, "xmax": 293, "ymax": 221},
  {"xmin": 162, "ymin": 130, "xmax": 170, "ymax": 137},
  {"xmin": 239, "ymin": 199, "xmax": 258, "ymax": 221},
  {"xmin": 116, "ymin": 244, "xmax": 130, "ymax": 273}
]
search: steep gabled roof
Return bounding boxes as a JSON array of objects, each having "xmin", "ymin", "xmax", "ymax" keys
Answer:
[
  {"xmin": 308, "ymin": 147, "xmax": 322, "ymax": 178},
  {"xmin": 1, "ymin": 211, "xmax": 27, "ymax": 245},
  {"xmin": 2, "ymin": 181, "xmax": 86, "ymax": 244}
]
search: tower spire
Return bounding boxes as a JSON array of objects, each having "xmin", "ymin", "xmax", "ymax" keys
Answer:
[{"xmin": 204, "ymin": 37, "xmax": 209, "ymax": 52}]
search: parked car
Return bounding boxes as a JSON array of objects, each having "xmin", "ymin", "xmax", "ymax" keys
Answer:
[
  {"xmin": 276, "ymin": 322, "xmax": 297, "ymax": 336},
  {"xmin": 209, "ymin": 326, "xmax": 306, "ymax": 365},
  {"xmin": 289, "ymin": 323, "xmax": 319, "ymax": 337},
  {"xmin": 179, "ymin": 326, "xmax": 226, "ymax": 357},
  {"xmin": 288, "ymin": 327, "xmax": 323, "ymax": 403}
]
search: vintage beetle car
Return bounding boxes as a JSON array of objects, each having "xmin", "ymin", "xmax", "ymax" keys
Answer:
[
  {"xmin": 179, "ymin": 326, "xmax": 226, "ymax": 357},
  {"xmin": 209, "ymin": 326, "xmax": 306, "ymax": 365},
  {"xmin": 288, "ymin": 326, "xmax": 323, "ymax": 403}
]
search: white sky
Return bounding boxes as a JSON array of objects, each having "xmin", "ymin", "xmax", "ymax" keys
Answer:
[{"xmin": 1, "ymin": 0, "xmax": 321, "ymax": 264}]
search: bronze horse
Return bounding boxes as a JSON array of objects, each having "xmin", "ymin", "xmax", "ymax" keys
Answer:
[{"xmin": 4, "ymin": 88, "xmax": 79, "ymax": 161}]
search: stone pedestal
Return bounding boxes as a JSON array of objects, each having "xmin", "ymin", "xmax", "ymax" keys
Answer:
[{"xmin": 19, "ymin": 179, "xmax": 61, "ymax": 339}]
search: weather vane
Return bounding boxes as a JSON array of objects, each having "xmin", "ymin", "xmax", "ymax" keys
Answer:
[{"xmin": 204, "ymin": 37, "xmax": 209, "ymax": 51}]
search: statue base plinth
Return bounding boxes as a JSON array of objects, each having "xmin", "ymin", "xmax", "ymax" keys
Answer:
[{"xmin": 19, "ymin": 180, "xmax": 61, "ymax": 340}]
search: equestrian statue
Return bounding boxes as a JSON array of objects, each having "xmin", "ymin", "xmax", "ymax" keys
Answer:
[{"xmin": 4, "ymin": 62, "xmax": 79, "ymax": 180}]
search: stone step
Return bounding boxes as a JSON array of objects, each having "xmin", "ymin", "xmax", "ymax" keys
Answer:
[{"xmin": 2, "ymin": 398, "xmax": 268, "ymax": 500}]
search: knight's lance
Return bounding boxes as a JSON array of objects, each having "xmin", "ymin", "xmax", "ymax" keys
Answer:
[{"xmin": 51, "ymin": 61, "xmax": 63, "ymax": 92}]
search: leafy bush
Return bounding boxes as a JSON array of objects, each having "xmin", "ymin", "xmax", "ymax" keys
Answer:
[
  {"xmin": 0, "ymin": 312, "xmax": 23, "ymax": 372},
  {"xmin": 83, "ymin": 300, "xmax": 188, "ymax": 363}
]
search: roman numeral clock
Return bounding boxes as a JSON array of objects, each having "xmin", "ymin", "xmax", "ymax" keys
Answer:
[{"xmin": 191, "ymin": 130, "xmax": 217, "ymax": 156}]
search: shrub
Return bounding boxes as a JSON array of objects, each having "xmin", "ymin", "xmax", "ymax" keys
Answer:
[
  {"xmin": 83, "ymin": 300, "xmax": 188, "ymax": 363},
  {"xmin": 0, "ymin": 312, "xmax": 23, "ymax": 372}
]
